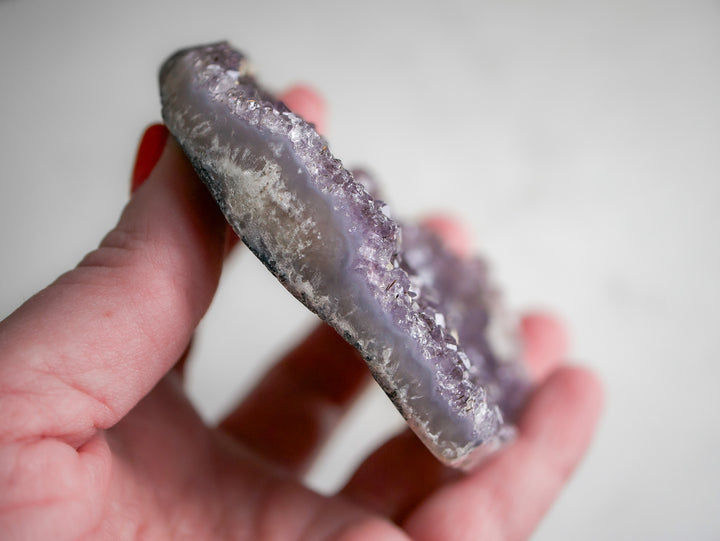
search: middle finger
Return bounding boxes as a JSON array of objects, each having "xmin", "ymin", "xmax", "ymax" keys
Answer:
[{"xmin": 218, "ymin": 323, "xmax": 371, "ymax": 474}]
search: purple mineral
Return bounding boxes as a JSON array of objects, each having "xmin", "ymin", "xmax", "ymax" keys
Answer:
[{"xmin": 159, "ymin": 42, "xmax": 528, "ymax": 468}]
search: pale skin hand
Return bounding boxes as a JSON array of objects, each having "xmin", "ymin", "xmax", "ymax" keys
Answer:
[{"xmin": 0, "ymin": 88, "xmax": 603, "ymax": 540}]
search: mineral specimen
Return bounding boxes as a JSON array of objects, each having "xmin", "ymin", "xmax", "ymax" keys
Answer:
[{"xmin": 159, "ymin": 42, "xmax": 528, "ymax": 468}]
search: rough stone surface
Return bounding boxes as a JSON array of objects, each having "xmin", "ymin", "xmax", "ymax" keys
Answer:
[{"xmin": 159, "ymin": 42, "xmax": 528, "ymax": 468}]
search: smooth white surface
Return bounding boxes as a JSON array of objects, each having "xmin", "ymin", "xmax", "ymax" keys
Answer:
[{"xmin": 1, "ymin": 1, "xmax": 718, "ymax": 539}]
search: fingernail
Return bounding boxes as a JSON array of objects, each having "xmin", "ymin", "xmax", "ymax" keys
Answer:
[
  {"xmin": 520, "ymin": 312, "xmax": 569, "ymax": 379},
  {"xmin": 420, "ymin": 215, "xmax": 474, "ymax": 259},
  {"xmin": 280, "ymin": 84, "xmax": 327, "ymax": 135},
  {"xmin": 131, "ymin": 124, "xmax": 169, "ymax": 194}
]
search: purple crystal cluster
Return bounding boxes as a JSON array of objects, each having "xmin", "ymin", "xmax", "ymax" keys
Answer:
[{"xmin": 159, "ymin": 42, "xmax": 528, "ymax": 468}]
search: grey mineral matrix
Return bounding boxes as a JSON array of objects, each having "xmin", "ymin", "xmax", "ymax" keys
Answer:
[{"xmin": 159, "ymin": 42, "xmax": 528, "ymax": 468}]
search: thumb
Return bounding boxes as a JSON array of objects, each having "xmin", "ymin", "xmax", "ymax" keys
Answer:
[{"xmin": 0, "ymin": 126, "xmax": 228, "ymax": 446}]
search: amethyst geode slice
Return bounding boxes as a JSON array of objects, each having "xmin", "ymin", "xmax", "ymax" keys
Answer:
[{"xmin": 159, "ymin": 42, "xmax": 528, "ymax": 468}]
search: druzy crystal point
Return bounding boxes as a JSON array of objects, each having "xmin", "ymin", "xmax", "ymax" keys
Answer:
[{"xmin": 159, "ymin": 42, "xmax": 528, "ymax": 468}]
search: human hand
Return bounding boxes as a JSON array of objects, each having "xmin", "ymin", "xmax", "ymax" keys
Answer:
[{"xmin": 0, "ymin": 87, "xmax": 602, "ymax": 540}]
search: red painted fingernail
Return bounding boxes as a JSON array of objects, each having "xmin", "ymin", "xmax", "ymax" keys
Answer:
[{"xmin": 131, "ymin": 124, "xmax": 169, "ymax": 193}]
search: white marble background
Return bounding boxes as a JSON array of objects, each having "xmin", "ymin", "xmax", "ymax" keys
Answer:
[{"xmin": 1, "ymin": 1, "xmax": 718, "ymax": 539}]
